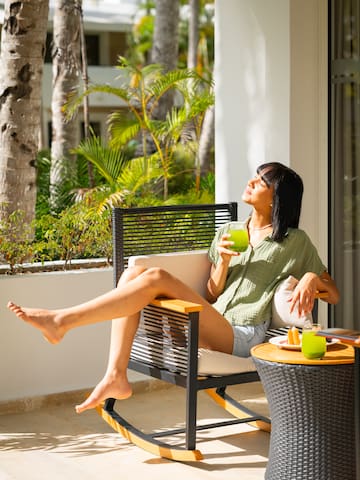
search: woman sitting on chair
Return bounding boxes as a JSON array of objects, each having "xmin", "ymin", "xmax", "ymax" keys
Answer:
[{"xmin": 7, "ymin": 162, "xmax": 339, "ymax": 413}]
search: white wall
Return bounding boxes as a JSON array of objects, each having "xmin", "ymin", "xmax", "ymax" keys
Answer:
[
  {"xmin": 0, "ymin": 268, "xmax": 145, "ymax": 402},
  {"xmin": 215, "ymin": 0, "xmax": 290, "ymax": 221},
  {"xmin": 215, "ymin": 0, "xmax": 328, "ymax": 251},
  {"xmin": 215, "ymin": 0, "xmax": 329, "ymax": 321}
]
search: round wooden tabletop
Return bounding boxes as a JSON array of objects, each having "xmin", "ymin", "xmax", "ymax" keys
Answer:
[{"xmin": 251, "ymin": 341, "xmax": 355, "ymax": 365}]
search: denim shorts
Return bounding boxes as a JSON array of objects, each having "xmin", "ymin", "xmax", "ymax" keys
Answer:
[{"xmin": 232, "ymin": 319, "xmax": 271, "ymax": 357}]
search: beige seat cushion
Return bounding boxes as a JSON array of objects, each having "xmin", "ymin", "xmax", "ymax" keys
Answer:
[{"xmin": 198, "ymin": 349, "xmax": 256, "ymax": 376}]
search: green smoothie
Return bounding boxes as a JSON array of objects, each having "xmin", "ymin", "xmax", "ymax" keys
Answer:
[
  {"xmin": 301, "ymin": 330, "xmax": 326, "ymax": 359},
  {"xmin": 229, "ymin": 228, "xmax": 249, "ymax": 252}
]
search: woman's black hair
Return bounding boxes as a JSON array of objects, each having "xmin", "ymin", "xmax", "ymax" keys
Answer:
[{"xmin": 257, "ymin": 162, "xmax": 304, "ymax": 242}]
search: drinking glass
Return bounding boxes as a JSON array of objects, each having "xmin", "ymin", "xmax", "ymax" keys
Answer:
[
  {"xmin": 301, "ymin": 323, "xmax": 326, "ymax": 359},
  {"xmin": 228, "ymin": 222, "xmax": 249, "ymax": 252}
]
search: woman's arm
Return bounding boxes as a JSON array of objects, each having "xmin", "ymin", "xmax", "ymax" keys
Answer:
[
  {"xmin": 289, "ymin": 270, "xmax": 340, "ymax": 316},
  {"xmin": 206, "ymin": 260, "xmax": 230, "ymax": 303},
  {"xmin": 206, "ymin": 233, "xmax": 239, "ymax": 303}
]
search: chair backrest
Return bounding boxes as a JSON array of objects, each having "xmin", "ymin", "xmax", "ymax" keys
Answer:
[{"xmin": 112, "ymin": 203, "xmax": 238, "ymax": 286}]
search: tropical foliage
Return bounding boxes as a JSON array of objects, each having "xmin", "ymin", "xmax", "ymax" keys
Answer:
[
  {"xmin": 67, "ymin": 58, "xmax": 214, "ymax": 206},
  {"xmin": 0, "ymin": 1, "xmax": 216, "ymax": 271}
]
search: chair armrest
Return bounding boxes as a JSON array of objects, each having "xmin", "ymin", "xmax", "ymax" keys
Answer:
[
  {"xmin": 151, "ymin": 297, "xmax": 203, "ymax": 313},
  {"xmin": 315, "ymin": 291, "xmax": 328, "ymax": 299}
]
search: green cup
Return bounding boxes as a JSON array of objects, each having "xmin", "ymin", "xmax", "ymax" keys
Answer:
[
  {"xmin": 301, "ymin": 323, "xmax": 326, "ymax": 359},
  {"xmin": 228, "ymin": 223, "xmax": 249, "ymax": 252}
]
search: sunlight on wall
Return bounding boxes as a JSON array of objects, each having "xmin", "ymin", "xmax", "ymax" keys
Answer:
[{"xmin": 215, "ymin": 0, "xmax": 290, "ymax": 219}]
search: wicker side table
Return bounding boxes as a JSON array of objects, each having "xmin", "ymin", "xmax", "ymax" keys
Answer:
[{"xmin": 252, "ymin": 343, "xmax": 355, "ymax": 480}]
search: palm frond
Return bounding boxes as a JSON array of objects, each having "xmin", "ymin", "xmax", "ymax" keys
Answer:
[
  {"xmin": 117, "ymin": 155, "xmax": 163, "ymax": 192},
  {"xmin": 154, "ymin": 108, "xmax": 188, "ymax": 142},
  {"xmin": 91, "ymin": 155, "xmax": 165, "ymax": 213},
  {"xmin": 65, "ymin": 84, "xmax": 132, "ymax": 120},
  {"xmin": 73, "ymin": 136, "xmax": 129, "ymax": 186},
  {"xmin": 95, "ymin": 189, "xmax": 129, "ymax": 213},
  {"xmin": 185, "ymin": 92, "xmax": 215, "ymax": 118},
  {"xmin": 108, "ymin": 113, "xmax": 142, "ymax": 147}
]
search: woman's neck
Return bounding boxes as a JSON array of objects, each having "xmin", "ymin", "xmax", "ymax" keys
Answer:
[
  {"xmin": 247, "ymin": 213, "xmax": 273, "ymax": 247},
  {"xmin": 248, "ymin": 213, "xmax": 272, "ymax": 230}
]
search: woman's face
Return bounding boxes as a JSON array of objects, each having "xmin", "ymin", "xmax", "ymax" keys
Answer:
[{"xmin": 241, "ymin": 171, "xmax": 274, "ymax": 209}]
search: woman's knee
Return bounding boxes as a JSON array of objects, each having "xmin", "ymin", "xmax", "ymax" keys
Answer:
[
  {"xmin": 117, "ymin": 265, "xmax": 147, "ymax": 286},
  {"xmin": 139, "ymin": 267, "xmax": 174, "ymax": 286},
  {"xmin": 142, "ymin": 266, "xmax": 172, "ymax": 284}
]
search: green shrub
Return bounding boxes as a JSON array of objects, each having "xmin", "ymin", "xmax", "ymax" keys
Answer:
[
  {"xmin": 0, "ymin": 204, "xmax": 112, "ymax": 273},
  {"xmin": 38, "ymin": 203, "xmax": 112, "ymax": 267},
  {"xmin": 0, "ymin": 211, "xmax": 37, "ymax": 273}
]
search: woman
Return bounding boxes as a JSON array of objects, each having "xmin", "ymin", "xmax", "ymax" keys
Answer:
[{"xmin": 7, "ymin": 162, "xmax": 339, "ymax": 413}]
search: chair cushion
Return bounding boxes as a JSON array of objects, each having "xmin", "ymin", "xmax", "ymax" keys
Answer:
[
  {"xmin": 271, "ymin": 275, "xmax": 312, "ymax": 328},
  {"xmin": 198, "ymin": 349, "xmax": 256, "ymax": 376},
  {"xmin": 128, "ymin": 250, "xmax": 211, "ymax": 296}
]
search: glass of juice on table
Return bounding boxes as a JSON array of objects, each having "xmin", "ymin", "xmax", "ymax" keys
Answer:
[
  {"xmin": 228, "ymin": 222, "xmax": 249, "ymax": 252},
  {"xmin": 301, "ymin": 323, "xmax": 326, "ymax": 359}
]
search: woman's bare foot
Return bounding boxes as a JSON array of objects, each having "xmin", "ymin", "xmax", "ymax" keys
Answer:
[
  {"xmin": 75, "ymin": 374, "xmax": 132, "ymax": 413},
  {"xmin": 7, "ymin": 301, "xmax": 65, "ymax": 344}
]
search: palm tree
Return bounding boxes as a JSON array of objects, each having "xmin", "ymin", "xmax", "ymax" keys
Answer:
[
  {"xmin": 187, "ymin": 0, "xmax": 215, "ymax": 180},
  {"xmin": 67, "ymin": 58, "xmax": 214, "ymax": 200},
  {"xmin": 73, "ymin": 135, "xmax": 163, "ymax": 212},
  {"xmin": 150, "ymin": 0, "xmax": 180, "ymax": 120},
  {"xmin": 50, "ymin": 0, "xmax": 82, "ymax": 212},
  {"xmin": 0, "ymin": 0, "xmax": 49, "ymax": 227},
  {"xmin": 187, "ymin": 0, "xmax": 200, "ymax": 71}
]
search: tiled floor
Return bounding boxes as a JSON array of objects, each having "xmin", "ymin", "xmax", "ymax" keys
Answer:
[{"xmin": 0, "ymin": 381, "xmax": 270, "ymax": 480}]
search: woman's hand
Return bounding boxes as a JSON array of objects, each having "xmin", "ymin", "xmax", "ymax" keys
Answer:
[
  {"xmin": 289, "ymin": 271, "xmax": 340, "ymax": 316},
  {"xmin": 217, "ymin": 233, "xmax": 241, "ymax": 262},
  {"xmin": 289, "ymin": 272, "xmax": 318, "ymax": 316},
  {"xmin": 206, "ymin": 233, "xmax": 240, "ymax": 302}
]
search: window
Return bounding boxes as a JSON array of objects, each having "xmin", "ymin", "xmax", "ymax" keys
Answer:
[
  {"xmin": 46, "ymin": 121, "xmax": 101, "ymax": 148},
  {"xmin": 81, "ymin": 122, "xmax": 101, "ymax": 139},
  {"xmin": 330, "ymin": 0, "xmax": 360, "ymax": 330},
  {"xmin": 44, "ymin": 33, "xmax": 100, "ymax": 65}
]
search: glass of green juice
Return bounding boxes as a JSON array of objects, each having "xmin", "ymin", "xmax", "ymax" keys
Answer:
[
  {"xmin": 228, "ymin": 222, "xmax": 249, "ymax": 252},
  {"xmin": 301, "ymin": 323, "xmax": 326, "ymax": 359}
]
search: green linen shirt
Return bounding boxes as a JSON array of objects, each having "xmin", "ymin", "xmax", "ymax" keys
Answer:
[{"xmin": 208, "ymin": 221, "xmax": 326, "ymax": 326}]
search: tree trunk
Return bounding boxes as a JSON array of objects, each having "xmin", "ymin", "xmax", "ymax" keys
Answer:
[
  {"xmin": 150, "ymin": 0, "xmax": 180, "ymax": 200},
  {"xmin": 151, "ymin": 0, "xmax": 179, "ymax": 121},
  {"xmin": 0, "ymin": 0, "xmax": 49, "ymax": 225},
  {"xmin": 198, "ymin": 104, "xmax": 214, "ymax": 175},
  {"xmin": 187, "ymin": 0, "xmax": 199, "ymax": 70},
  {"xmin": 50, "ymin": 0, "xmax": 81, "ymax": 211},
  {"xmin": 76, "ymin": 0, "xmax": 94, "ymax": 187}
]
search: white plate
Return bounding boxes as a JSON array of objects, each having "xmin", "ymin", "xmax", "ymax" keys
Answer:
[{"xmin": 269, "ymin": 335, "xmax": 340, "ymax": 351}]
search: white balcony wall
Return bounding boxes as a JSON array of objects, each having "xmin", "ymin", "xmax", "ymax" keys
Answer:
[{"xmin": 0, "ymin": 269, "xmax": 145, "ymax": 403}]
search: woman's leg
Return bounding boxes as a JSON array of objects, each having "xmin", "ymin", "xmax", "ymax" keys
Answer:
[
  {"xmin": 8, "ymin": 267, "xmax": 236, "ymax": 413},
  {"xmin": 7, "ymin": 267, "xmax": 168, "ymax": 344},
  {"xmin": 7, "ymin": 267, "xmax": 234, "ymax": 351},
  {"xmin": 75, "ymin": 266, "xmax": 147, "ymax": 413}
]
